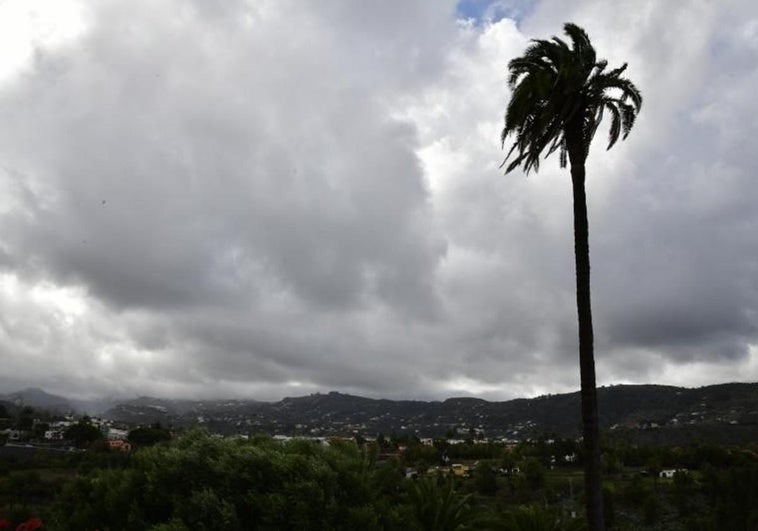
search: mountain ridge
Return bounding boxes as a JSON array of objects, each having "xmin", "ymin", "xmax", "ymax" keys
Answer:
[
  {"xmin": 3, "ymin": 382, "xmax": 756, "ymax": 445},
  {"xmin": 99, "ymin": 382, "xmax": 758, "ymax": 444}
]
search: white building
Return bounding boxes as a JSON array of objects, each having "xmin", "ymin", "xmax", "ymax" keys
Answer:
[
  {"xmin": 660, "ymin": 468, "xmax": 688, "ymax": 479},
  {"xmin": 44, "ymin": 430, "xmax": 65, "ymax": 441},
  {"xmin": 107, "ymin": 428, "xmax": 129, "ymax": 441}
]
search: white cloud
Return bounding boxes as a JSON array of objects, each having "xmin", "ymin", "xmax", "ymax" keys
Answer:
[{"xmin": 0, "ymin": 0, "xmax": 88, "ymax": 84}]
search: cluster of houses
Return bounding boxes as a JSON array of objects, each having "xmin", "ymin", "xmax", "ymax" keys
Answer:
[
  {"xmin": 0, "ymin": 415, "xmax": 133, "ymax": 453},
  {"xmin": 43, "ymin": 418, "xmax": 75, "ymax": 441}
]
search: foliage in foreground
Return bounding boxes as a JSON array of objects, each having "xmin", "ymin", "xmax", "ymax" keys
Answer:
[
  {"xmin": 41, "ymin": 431, "xmax": 595, "ymax": 530},
  {"xmin": 49, "ymin": 431, "xmax": 413, "ymax": 530},
  {"xmin": 6, "ymin": 428, "xmax": 757, "ymax": 529}
]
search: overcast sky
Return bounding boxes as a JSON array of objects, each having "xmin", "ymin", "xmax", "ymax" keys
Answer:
[{"xmin": 0, "ymin": 0, "xmax": 756, "ymax": 401}]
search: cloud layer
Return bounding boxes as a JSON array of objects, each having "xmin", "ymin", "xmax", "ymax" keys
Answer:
[{"xmin": 0, "ymin": 0, "xmax": 756, "ymax": 400}]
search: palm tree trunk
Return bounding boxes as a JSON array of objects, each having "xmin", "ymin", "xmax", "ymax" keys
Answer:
[{"xmin": 570, "ymin": 160, "xmax": 605, "ymax": 531}]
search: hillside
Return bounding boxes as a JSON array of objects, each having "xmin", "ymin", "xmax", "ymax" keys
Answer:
[
  {"xmin": 99, "ymin": 382, "xmax": 758, "ymax": 444},
  {"xmin": 0, "ymin": 388, "xmax": 73, "ymax": 412}
]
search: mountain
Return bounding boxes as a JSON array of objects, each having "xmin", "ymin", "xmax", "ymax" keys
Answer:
[
  {"xmin": 0, "ymin": 388, "xmax": 121, "ymax": 415},
  {"xmin": 100, "ymin": 383, "xmax": 758, "ymax": 445},
  {"xmin": 0, "ymin": 387, "xmax": 74, "ymax": 412}
]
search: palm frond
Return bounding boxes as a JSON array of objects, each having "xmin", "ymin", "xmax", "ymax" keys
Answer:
[
  {"xmin": 619, "ymin": 102, "xmax": 637, "ymax": 137},
  {"xmin": 605, "ymin": 103, "xmax": 622, "ymax": 149},
  {"xmin": 501, "ymin": 22, "xmax": 642, "ymax": 174},
  {"xmin": 607, "ymin": 62, "xmax": 628, "ymax": 78},
  {"xmin": 564, "ymin": 23, "xmax": 596, "ymax": 74}
]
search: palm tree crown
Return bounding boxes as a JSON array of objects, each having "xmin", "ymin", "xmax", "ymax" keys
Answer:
[{"xmin": 501, "ymin": 23, "xmax": 642, "ymax": 174}]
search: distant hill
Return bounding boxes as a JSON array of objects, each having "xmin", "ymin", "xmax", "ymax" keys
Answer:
[
  {"xmin": 100, "ymin": 382, "xmax": 758, "ymax": 445},
  {"xmin": 0, "ymin": 387, "xmax": 118, "ymax": 415},
  {"xmin": 4, "ymin": 383, "xmax": 755, "ymax": 444},
  {"xmin": 0, "ymin": 387, "xmax": 74, "ymax": 412}
]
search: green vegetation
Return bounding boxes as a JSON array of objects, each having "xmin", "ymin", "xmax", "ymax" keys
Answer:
[
  {"xmin": 2, "ymin": 429, "xmax": 757, "ymax": 530},
  {"xmin": 43, "ymin": 431, "xmax": 414, "ymax": 530},
  {"xmin": 127, "ymin": 424, "xmax": 172, "ymax": 447},
  {"xmin": 63, "ymin": 419, "xmax": 102, "ymax": 448}
]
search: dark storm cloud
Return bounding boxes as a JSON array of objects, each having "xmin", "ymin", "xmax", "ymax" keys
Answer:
[
  {"xmin": 0, "ymin": 0, "xmax": 449, "ymax": 316},
  {"xmin": 586, "ymin": 2, "xmax": 758, "ymax": 370},
  {"xmin": 0, "ymin": 0, "xmax": 462, "ymax": 399},
  {"xmin": 0, "ymin": 0, "xmax": 756, "ymax": 401}
]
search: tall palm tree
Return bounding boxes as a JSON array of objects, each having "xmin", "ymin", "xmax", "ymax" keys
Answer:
[{"xmin": 501, "ymin": 23, "xmax": 642, "ymax": 531}]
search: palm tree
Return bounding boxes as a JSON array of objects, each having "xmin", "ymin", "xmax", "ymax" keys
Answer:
[
  {"xmin": 500, "ymin": 23, "xmax": 642, "ymax": 531},
  {"xmin": 407, "ymin": 476, "xmax": 472, "ymax": 531}
]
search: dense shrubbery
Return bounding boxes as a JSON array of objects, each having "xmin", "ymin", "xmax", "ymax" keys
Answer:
[
  {"xmin": 49, "ymin": 431, "xmax": 417, "ymax": 530},
  {"xmin": 3, "ymin": 429, "xmax": 757, "ymax": 530},
  {"xmin": 41, "ymin": 431, "xmax": 592, "ymax": 530},
  {"xmin": 127, "ymin": 424, "xmax": 172, "ymax": 447}
]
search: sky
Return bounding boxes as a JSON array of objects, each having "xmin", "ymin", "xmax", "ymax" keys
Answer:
[{"xmin": 0, "ymin": 0, "xmax": 757, "ymax": 402}]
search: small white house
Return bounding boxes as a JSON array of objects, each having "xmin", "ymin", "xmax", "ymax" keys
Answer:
[
  {"xmin": 107, "ymin": 428, "xmax": 129, "ymax": 441},
  {"xmin": 660, "ymin": 468, "xmax": 688, "ymax": 479},
  {"xmin": 44, "ymin": 430, "xmax": 65, "ymax": 441}
]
